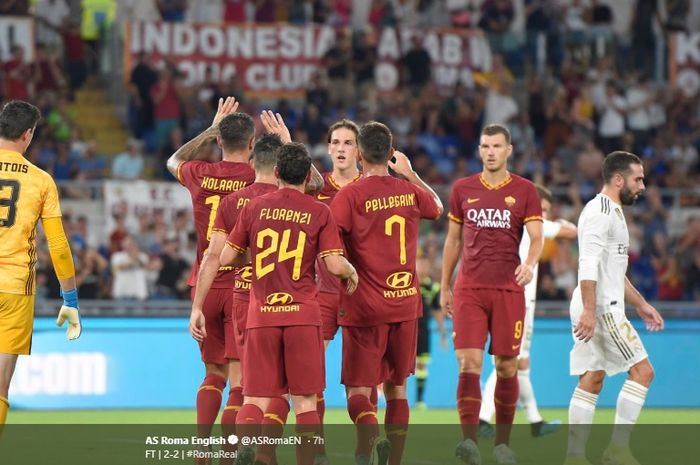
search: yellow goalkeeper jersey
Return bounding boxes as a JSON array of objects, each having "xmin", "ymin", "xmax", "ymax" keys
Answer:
[{"xmin": 0, "ymin": 149, "xmax": 62, "ymax": 295}]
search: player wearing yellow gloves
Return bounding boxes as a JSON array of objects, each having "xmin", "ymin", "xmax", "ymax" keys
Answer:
[{"xmin": 0, "ymin": 100, "xmax": 81, "ymax": 428}]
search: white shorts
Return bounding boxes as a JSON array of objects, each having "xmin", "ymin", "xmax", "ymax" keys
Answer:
[
  {"xmin": 569, "ymin": 307, "xmax": 648, "ymax": 376},
  {"xmin": 519, "ymin": 304, "xmax": 535, "ymax": 359}
]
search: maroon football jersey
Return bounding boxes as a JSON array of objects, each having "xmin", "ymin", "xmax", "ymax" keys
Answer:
[
  {"xmin": 178, "ymin": 160, "xmax": 255, "ymax": 288},
  {"xmin": 213, "ymin": 182, "xmax": 278, "ymax": 303},
  {"xmin": 227, "ymin": 188, "xmax": 344, "ymax": 329},
  {"xmin": 331, "ymin": 176, "xmax": 441, "ymax": 326},
  {"xmin": 315, "ymin": 171, "xmax": 361, "ymax": 293},
  {"xmin": 448, "ymin": 173, "xmax": 542, "ymax": 291}
]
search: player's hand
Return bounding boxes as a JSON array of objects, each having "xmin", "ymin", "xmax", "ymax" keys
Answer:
[
  {"xmin": 574, "ymin": 308, "xmax": 596, "ymax": 342},
  {"xmin": 212, "ymin": 96, "xmax": 239, "ymax": 127},
  {"xmin": 260, "ymin": 110, "xmax": 292, "ymax": 143},
  {"xmin": 440, "ymin": 288, "xmax": 454, "ymax": 318},
  {"xmin": 514, "ymin": 263, "xmax": 534, "ymax": 286},
  {"xmin": 345, "ymin": 268, "xmax": 359, "ymax": 295},
  {"xmin": 636, "ymin": 302, "xmax": 664, "ymax": 332},
  {"xmin": 388, "ymin": 150, "xmax": 415, "ymax": 178},
  {"xmin": 56, "ymin": 305, "xmax": 82, "ymax": 340},
  {"xmin": 189, "ymin": 308, "xmax": 207, "ymax": 342}
]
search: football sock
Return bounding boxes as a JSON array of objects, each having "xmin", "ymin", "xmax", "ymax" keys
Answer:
[
  {"xmin": 611, "ymin": 380, "xmax": 648, "ymax": 447},
  {"xmin": 518, "ymin": 368, "xmax": 543, "ymax": 424},
  {"xmin": 220, "ymin": 386, "xmax": 243, "ymax": 465},
  {"xmin": 257, "ymin": 397, "xmax": 290, "ymax": 465},
  {"xmin": 479, "ymin": 369, "xmax": 497, "ymax": 422},
  {"xmin": 348, "ymin": 394, "xmax": 379, "ymax": 458},
  {"xmin": 237, "ymin": 402, "xmax": 264, "ymax": 455},
  {"xmin": 196, "ymin": 373, "xmax": 226, "ymax": 439},
  {"xmin": 494, "ymin": 375, "xmax": 518, "ymax": 446},
  {"xmin": 295, "ymin": 411, "xmax": 321, "ymax": 465},
  {"xmin": 457, "ymin": 372, "xmax": 481, "ymax": 442},
  {"xmin": 385, "ymin": 399, "xmax": 409, "ymax": 465},
  {"xmin": 415, "ymin": 367, "xmax": 427, "ymax": 403},
  {"xmin": 316, "ymin": 391, "xmax": 326, "ymax": 421},
  {"xmin": 370, "ymin": 387, "xmax": 378, "ymax": 410},
  {"xmin": 567, "ymin": 387, "xmax": 599, "ymax": 457}
]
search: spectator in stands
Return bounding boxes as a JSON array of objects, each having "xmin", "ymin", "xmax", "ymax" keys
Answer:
[
  {"xmin": 479, "ymin": 0, "xmax": 516, "ymax": 57},
  {"xmin": 352, "ymin": 29, "xmax": 378, "ymax": 110},
  {"xmin": 0, "ymin": 0, "xmax": 29, "ymax": 15},
  {"xmin": 80, "ymin": 0, "xmax": 116, "ymax": 75},
  {"xmin": 33, "ymin": 44, "xmax": 66, "ymax": 98},
  {"xmin": 50, "ymin": 142, "xmax": 76, "ymax": 181},
  {"xmin": 46, "ymin": 94, "xmax": 75, "ymax": 143},
  {"xmin": 187, "ymin": 0, "xmax": 223, "ymax": 22},
  {"xmin": 111, "ymin": 236, "xmax": 153, "ymax": 300},
  {"xmin": 223, "ymin": 0, "xmax": 248, "ymax": 22},
  {"xmin": 483, "ymin": 80, "xmax": 518, "ymax": 126},
  {"xmin": 109, "ymin": 214, "xmax": 130, "ymax": 255},
  {"xmin": 323, "ymin": 30, "xmax": 353, "ymax": 107},
  {"xmin": 74, "ymin": 238, "xmax": 109, "ymax": 299},
  {"xmin": 117, "ymin": 0, "xmax": 161, "ymax": 24},
  {"xmin": 112, "ymin": 138, "xmax": 146, "ymax": 180},
  {"xmin": 253, "ymin": 0, "xmax": 277, "ymax": 22},
  {"xmin": 630, "ymin": 0, "xmax": 660, "ymax": 76},
  {"xmin": 2, "ymin": 45, "xmax": 32, "ymax": 101},
  {"xmin": 288, "ymin": 0, "xmax": 312, "ymax": 24},
  {"xmin": 328, "ymin": 0, "xmax": 351, "ymax": 26},
  {"xmin": 158, "ymin": 0, "xmax": 188, "ymax": 21},
  {"xmin": 151, "ymin": 64, "xmax": 182, "ymax": 149},
  {"xmin": 153, "ymin": 237, "xmax": 190, "ymax": 299},
  {"xmin": 129, "ymin": 51, "xmax": 158, "ymax": 141},
  {"xmin": 669, "ymin": 133, "xmax": 699, "ymax": 174},
  {"xmin": 76, "ymin": 141, "xmax": 107, "ymax": 181},
  {"xmin": 400, "ymin": 34, "xmax": 431, "ymax": 94},
  {"xmin": 597, "ymin": 81, "xmax": 627, "ymax": 154}
]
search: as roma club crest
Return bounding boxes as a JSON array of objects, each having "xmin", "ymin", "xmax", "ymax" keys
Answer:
[{"xmin": 504, "ymin": 196, "xmax": 516, "ymax": 207}]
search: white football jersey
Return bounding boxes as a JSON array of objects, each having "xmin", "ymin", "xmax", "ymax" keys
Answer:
[
  {"xmin": 571, "ymin": 193, "xmax": 629, "ymax": 314},
  {"xmin": 519, "ymin": 219, "xmax": 562, "ymax": 307}
]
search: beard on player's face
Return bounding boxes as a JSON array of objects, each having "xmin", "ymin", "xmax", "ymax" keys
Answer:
[{"xmin": 620, "ymin": 184, "xmax": 640, "ymax": 205}]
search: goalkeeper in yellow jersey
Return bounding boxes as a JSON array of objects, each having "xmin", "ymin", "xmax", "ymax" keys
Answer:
[{"xmin": 0, "ymin": 100, "xmax": 82, "ymax": 427}]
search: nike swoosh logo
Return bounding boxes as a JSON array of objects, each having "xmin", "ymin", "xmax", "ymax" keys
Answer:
[
  {"xmin": 467, "ymin": 198, "xmax": 480, "ymax": 203},
  {"xmin": 512, "ymin": 344, "xmax": 520, "ymax": 350},
  {"xmin": 317, "ymin": 194, "xmax": 331, "ymax": 200}
]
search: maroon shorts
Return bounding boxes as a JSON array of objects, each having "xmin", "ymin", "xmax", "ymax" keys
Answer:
[
  {"xmin": 243, "ymin": 325, "xmax": 325, "ymax": 397},
  {"xmin": 341, "ymin": 320, "xmax": 418, "ymax": 387},
  {"xmin": 191, "ymin": 287, "xmax": 236, "ymax": 364},
  {"xmin": 453, "ymin": 288, "xmax": 525, "ymax": 356},
  {"xmin": 318, "ymin": 291, "xmax": 341, "ymax": 341},
  {"xmin": 232, "ymin": 300, "xmax": 248, "ymax": 362}
]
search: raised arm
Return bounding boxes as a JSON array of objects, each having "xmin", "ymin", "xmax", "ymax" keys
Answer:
[
  {"xmin": 388, "ymin": 150, "xmax": 444, "ymax": 215},
  {"xmin": 166, "ymin": 96, "xmax": 239, "ymax": 179}
]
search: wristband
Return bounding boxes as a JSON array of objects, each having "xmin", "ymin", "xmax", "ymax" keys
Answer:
[{"xmin": 61, "ymin": 288, "xmax": 79, "ymax": 308}]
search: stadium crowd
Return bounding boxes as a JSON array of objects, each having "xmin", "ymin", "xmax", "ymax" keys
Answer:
[{"xmin": 1, "ymin": 0, "xmax": 700, "ymax": 302}]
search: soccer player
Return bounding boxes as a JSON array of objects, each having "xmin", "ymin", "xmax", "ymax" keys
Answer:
[
  {"xmin": 564, "ymin": 151, "xmax": 663, "ymax": 465},
  {"xmin": 441, "ymin": 124, "xmax": 544, "ymax": 465},
  {"xmin": 167, "ymin": 96, "xmax": 256, "ymax": 443},
  {"xmin": 0, "ymin": 100, "xmax": 81, "ymax": 428},
  {"xmin": 414, "ymin": 252, "xmax": 446, "ymax": 410},
  {"xmin": 332, "ymin": 122, "xmax": 443, "ymax": 465},
  {"xmin": 479, "ymin": 184, "xmax": 577, "ymax": 437},
  {"xmin": 219, "ymin": 143, "xmax": 358, "ymax": 465},
  {"xmin": 189, "ymin": 132, "xmax": 283, "ymax": 464}
]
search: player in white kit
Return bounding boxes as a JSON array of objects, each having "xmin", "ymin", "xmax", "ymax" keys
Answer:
[
  {"xmin": 479, "ymin": 185, "xmax": 577, "ymax": 437},
  {"xmin": 565, "ymin": 151, "xmax": 664, "ymax": 465}
]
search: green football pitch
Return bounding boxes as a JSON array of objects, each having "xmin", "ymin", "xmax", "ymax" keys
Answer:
[{"xmin": 9, "ymin": 408, "xmax": 700, "ymax": 424}]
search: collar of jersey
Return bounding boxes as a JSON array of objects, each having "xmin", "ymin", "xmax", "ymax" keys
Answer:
[
  {"xmin": 479, "ymin": 172, "xmax": 512, "ymax": 190},
  {"xmin": 328, "ymin": 172, "xmax": 362, "ymax": 190},
  {"xmin": 0, "ymin": 149, "xmax": 23, "ymax": 158}
]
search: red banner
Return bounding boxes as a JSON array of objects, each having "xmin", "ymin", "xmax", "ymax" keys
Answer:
[
  {"xmin": 669, "ymin": 32, "xmax": 700, "ymax": 97},
  {"xmin": 124, "ymin": 22, "xmax": 491, "ymax": 96}
]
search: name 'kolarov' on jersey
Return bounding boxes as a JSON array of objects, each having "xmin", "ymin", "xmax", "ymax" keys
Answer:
[
  {"xmin": 331, "ymin": 176, "xmax": 441, "ymax": 326},
  {"xmin": 315, "ymin": 171, "xmax": 361, "ymax": 294},
  {"xmin": 213, "ymin": 182, "xmax": 277, "ymax": 303},
  {"xmin": 519, "ymin": 219, "xmax": 562, "ymax": 306},
  {"xmin": 0, "ymin": 150, "xmax": 62, "ymax": 295},
  {"xmin": 177, "ymin": 160, "xmax": 254, "ymax": 288},
  {"xmin": 571, "ymin": 193, "xmax": 629, "ymax": 312},
  {"xmin": 448, "ymin": 173, "xmax": 542, "ymax": 291},
  {"xmin": 227, "ymin": 188, "xmax": 345, "ymax": 329}
]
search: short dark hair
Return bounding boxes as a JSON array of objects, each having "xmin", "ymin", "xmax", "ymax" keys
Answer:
[
  {"xmin": 327, "ymin": 118, "xmax": 359, "ymax": 143},
  {"xmin": 535, "ymin": 184, "xmax": 553, "ymax": 204},
  {"xmin": 218, "ymin": 113, "xmax": 255, "ymax": 152},
  {"xmin": 277, "ymin": 142, "xmax": 311, "ymax": 185},
  {"xmin": 252, "ymin": 133, "xmax": 283, "ymax": 171},
  {"xmin": 358, "ymin": 121, "xmax": 392, "ymax": 164},
  {"xmin": 0, "ymin": 100, "xmax": 41, "ymax": 141},
  {"xmin": 602, "ymin": 151, "xmax": 642, "ymax": 183},
  {"xmin": 481, "ymin": 124, "xmax": 511, "ymax": 144}
]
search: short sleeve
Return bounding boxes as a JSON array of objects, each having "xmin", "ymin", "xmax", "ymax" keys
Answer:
[
  {"xmin": 543, "ymin": 219, "xmax": 562, "ymax": 239},
  {"xmin": 318, "ymin": 207, "xmax": 344, "ymax": 258},
  {"xmin": 226, "ymin": 202, "xmax": 251, "ymax": 254},
  {"xmin": 415, "ymin": 185, "xmax": 441, "ymax": 220},
  {"xmin": 41, "ymin": 176, "xmax": 62, "ymax": 219},
  {"xmin": 213, "ymin": 194, "xmax": 236, "ymax": 234},
  {"xmin": 177, "ymin": 160, "xmax": 202, "ymax": 186},
  {"xmin": 447, "ymin": 183, "xmax": 463, "ymax": 224},
  {"xmin": 523, "ymin": 183, "xmax": 543, "ymax": 224},
  {"xmin": 329, "ymin": 188, "xmax": 352, "ymax": 235}
]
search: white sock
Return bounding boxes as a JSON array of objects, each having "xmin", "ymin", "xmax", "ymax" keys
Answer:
[
  {"xmin": 611, "ymin": 380, "xmax": 648, "ymax": 447},
  {"xmin": 517, "ymin": 368, "xmax": 543, "ymax": 424},
  {"xmin": 567, "ymin": 387, "xmax": 599, "ymax": 457},
  {"xmin": 479, "ymin": 369, "xmax": 497, "ymax": 422}
]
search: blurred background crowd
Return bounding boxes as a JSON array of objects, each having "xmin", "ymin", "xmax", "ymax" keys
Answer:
[{"xmin": 1, "ymin": 0, "xmax": 699, "ymax": 304}]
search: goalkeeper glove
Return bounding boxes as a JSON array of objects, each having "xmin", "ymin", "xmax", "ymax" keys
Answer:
[{"xmin": 57, "ymin": 288, "xmax": 82, "ymax": 340}]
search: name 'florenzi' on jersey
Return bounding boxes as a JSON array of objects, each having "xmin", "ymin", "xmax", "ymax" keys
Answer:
[{"xmin": 259, "ymin": 207, "xmax": 311, "ymax": 225}]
